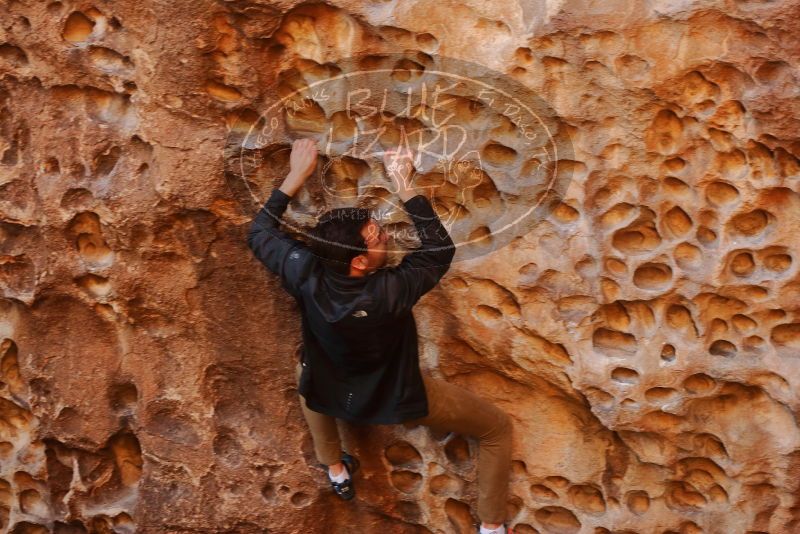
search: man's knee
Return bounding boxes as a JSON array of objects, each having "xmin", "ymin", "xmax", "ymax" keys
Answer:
[{"xmin": 491, "ymin": 409, "xmax": 513, "ymax": 441}]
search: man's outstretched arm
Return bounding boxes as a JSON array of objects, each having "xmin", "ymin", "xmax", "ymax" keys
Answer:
[
  {"xmin": 246, "ymin": 138, "xmax": 318, "ymax": 297},
  {"xmin": 382, "ymin": 147, "xmax": 456, "ymax": 315}
]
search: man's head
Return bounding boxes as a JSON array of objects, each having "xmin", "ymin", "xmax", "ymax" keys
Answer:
[{"xmin": 310, "ymin": 208, "xmax": 388, "ymax": 276}]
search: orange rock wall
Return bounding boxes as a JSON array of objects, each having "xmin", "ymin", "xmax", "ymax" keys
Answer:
[{"xmin": 1, "ymin": 0, "xmax": 799, "ymax": 533}]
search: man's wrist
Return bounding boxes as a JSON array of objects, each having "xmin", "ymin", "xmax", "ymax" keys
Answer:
[
  {"xmin": 399, "ymin": 190, "xmax": 421, "ymax": 203},
  {"xmin": 278, "ymin": 182, "xmax": 299, "ymax": 197},
  {"xmin": 270, "ymin": 187, "xmax": 292, "ymax": 201},
  {"xmin": 279, "ymin": 172, "xmax": 306, "ymax": 197}
]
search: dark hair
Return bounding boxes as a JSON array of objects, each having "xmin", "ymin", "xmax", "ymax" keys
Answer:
[{"xmin": 309, "ymin": 207, "xmax": 371, "ymax": 275}]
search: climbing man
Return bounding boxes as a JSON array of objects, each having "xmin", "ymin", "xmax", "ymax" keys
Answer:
[{"xmin": 247, "ymin": 137, "xmax": 514, "ymax": 534}]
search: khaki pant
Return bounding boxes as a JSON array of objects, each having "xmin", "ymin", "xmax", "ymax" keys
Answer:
[{"xmin": 295, "ymin": 363, "xmax": 512, "ymax": 524}]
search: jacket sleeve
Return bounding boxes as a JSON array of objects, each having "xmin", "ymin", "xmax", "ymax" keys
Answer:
[
  {"xmin": 383, "ymin": 194, "xmax": 456, "ymax": 316},
  {"xmin": 246, "ymin": 188, "xmax": 315, "ymax": 298}
]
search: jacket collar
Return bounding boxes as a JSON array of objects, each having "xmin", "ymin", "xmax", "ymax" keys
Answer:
[{"xmin": 324, "ymin": 267, "xmax": 373, "ymax": 285}]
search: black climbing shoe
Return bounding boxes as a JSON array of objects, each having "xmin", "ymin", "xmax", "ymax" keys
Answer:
[
  {"xmin": 341, "ymin": 452, "xmax": 360, "ymax": 477},
  {"xmin": 329, "ymin": 452, "xmax": 359, "ymax": 501}
]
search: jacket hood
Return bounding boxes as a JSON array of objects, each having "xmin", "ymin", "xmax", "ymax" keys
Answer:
[{"xmin": 306, "ymin": 265, "xmax": 376, "ymax": 323}]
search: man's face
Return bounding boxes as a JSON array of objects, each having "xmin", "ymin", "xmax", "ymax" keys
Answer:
[{"xmin": 357, "ymin": 218, "xmax": 388, "ymax": 272}]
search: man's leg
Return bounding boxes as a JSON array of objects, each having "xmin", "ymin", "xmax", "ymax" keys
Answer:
[
  {"xmin": 294, "ymin": 362, "xmax": 342, "ymax": 467},
  {"xmin": 407, "ymin": 374, "xmax": 513, "ymax": 527}
]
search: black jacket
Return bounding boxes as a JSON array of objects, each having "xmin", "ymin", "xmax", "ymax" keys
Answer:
[{"xmin": 247, "ymin": 188, "xmax": 455, "ymax": 424}]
